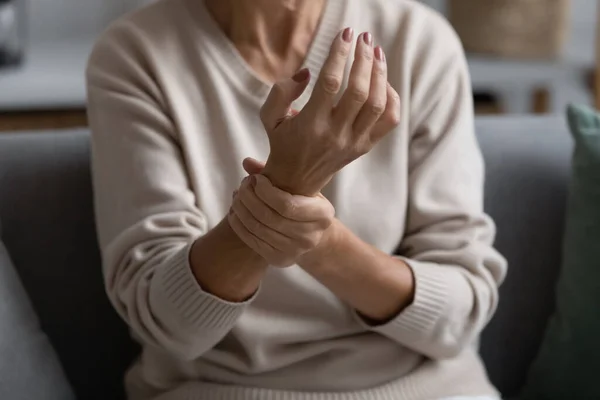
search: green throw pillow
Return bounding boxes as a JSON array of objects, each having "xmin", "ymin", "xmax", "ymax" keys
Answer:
[{"xmin": 520, "ymin": 104, "xmax": 600, "ymax": 399}]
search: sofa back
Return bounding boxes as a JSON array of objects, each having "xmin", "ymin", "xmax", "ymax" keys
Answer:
[{"xmin": 0, "ymin": 116, "xmax": 572, "ymax": 399}]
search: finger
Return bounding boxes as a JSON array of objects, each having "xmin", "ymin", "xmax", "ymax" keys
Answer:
[
  {"xmin": 304, "ymin": 27, "xmax": 354, "ymax": 117},
  {"xmin": 232, "ymin": 187, "xmax": 295, "ymax": 253},
  {"xmin": 242, "ymin": 157, "xmax": 266, "ymax": 175},
  {"xmin": 228, "ymin": 210, "xmax": 281, "ymax": 262},
  {"xmin": 260, "ymin": 69, "xmax": 311, "ymax": 131},
  {"xmin": 371, "ymin": 82, "xmax": 401, "ymax": 141},
  {"xmin": 352, "ymin": 46, "xmax": 387, "ymax": 136},
  {"xmin": 333, "ymin": 31, "xmax": 375, "ymax": 125},
  {"xmin": 239, "ymin": 177, "xmax": 323, "ymax": 240},
  {"xmin": 254, "ymin": 175, "xmax": 335, "ymax": 222}
]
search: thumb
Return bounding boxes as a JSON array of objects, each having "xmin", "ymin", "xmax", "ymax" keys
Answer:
[
  {"xmin": 242, "ymin": 157, "xmax": 266, "ymax": 175},
  {"xmin": 260, "ymin": 68, "xmax": 311, "ymax": 131}
]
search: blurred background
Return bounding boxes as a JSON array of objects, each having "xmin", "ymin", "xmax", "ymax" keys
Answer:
[{"xmin": 0, "ymin": 0, "xmax": 597, "ymax": 131}]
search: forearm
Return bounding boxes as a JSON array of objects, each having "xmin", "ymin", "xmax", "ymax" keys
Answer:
[
  {"xmin": 190, "ymin": 217, "xmax": 268, "ymax": 302},
  {"xmin": 298, "ymin": 219, "xmax": 415, "ymax": 322},
  {"xmin": 299, "ymin": 219, "xmax": 502, "ymax": 360}
]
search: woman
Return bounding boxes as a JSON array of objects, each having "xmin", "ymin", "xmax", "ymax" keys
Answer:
[{"xmin": 86, "ymin": 0, "xmax": 506, "ymax": 399}]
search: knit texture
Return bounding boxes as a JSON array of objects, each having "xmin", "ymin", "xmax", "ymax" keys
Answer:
[{"xmin": 86, "ymin": 0, "xmax": 507, "ymax": 399}]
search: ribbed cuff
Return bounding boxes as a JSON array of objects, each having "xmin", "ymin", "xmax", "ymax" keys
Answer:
[
  {"xmin": 354, "ymin": 258, "xmax": 462, "ymax": 345},
  {"xmin": 151, "ymin": 243, "xmax": 258, "ymax": 333}
]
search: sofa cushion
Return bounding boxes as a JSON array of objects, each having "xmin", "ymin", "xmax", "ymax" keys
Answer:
[
  {"xmin": 0, "ymin": 130, "xmax": 138, "ymax": 400},
  {"xmin": 476, "ymin": 116, "xmax": 571, "ymax": 397},
  {"xmin": 0, "ymin": 230, "xmax": 74, "ymax": 400},
  {"xmin": 520, "ymin": 105, "xmax": 600, "ymax": 399}
]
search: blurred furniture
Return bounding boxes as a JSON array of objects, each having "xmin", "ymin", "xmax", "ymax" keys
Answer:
[
  {"xmin": 0, "ymin": 40, "xmax": 92, "ymax": 111},
  {"xmin": 0, "ymin": 115, "xmax": 572, "ymax": 399},
  {"xmin": 0, "ymin": 110, "xmax": 86, "ymax": 132},
  {"xmin": 462, "ymin": 0, "xmax": 589, "ymax": 114},
  {"xmin": 0, "ymin": 28, "xmax": 93, "ymax": 131},
  {"xmin": 450, "ymin": 0, "xmax": 570, "ymax": 60},
  {"xmin": 0, "ymin": 0, "xmax": 142, "ymax": 126},
  {"xmin": 421, "ymin": 0, "xmax": 595, "ymax": 114}
]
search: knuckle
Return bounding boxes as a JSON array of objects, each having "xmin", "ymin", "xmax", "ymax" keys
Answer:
[
  {"xmin": 350, "ymin": 86, "xmax": 369, "ymax": 103},
  {"xmin": 321, "ymin": 73, "xmax": 342, "ymax": 94},
  {"xmin": 386, "ymin": 109, "xmax": 400, "ymax": 125},
  {"xmin": 360, "ymin": 47, "xmax": 374, "ymax": 61},
  {"xmin": 335, "ymin": 44, "xmax": 350, "ymax": 59},
  {"xmin": 320, "ymin": 200, "xmax": 336, "ymax": 221},
  {"xmin": 369, "ymin": 99, "xmax": 386, "ymax": 116},
  {"xmin": 351, "ymin": 142, "xmax": 370, "ymax": 157},
  {"xmin": 319, "ymin": 215, "xmax": 334, "ymax": 230},
  {"xmin": 327, "ymin": 135, "xmax": 348, "ymax": 152},
  {"xmin": 389, "ymin": 90, "xmax": 401, "ymax": 107}
]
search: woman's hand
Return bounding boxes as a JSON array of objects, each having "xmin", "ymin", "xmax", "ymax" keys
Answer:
[
  {"xmin": 227, "ymin": 174, "xmax": 335, "ymax": 268},
  {"xmin": 260, "ymin": 28, "xmax": 401, "ymax": 196}
]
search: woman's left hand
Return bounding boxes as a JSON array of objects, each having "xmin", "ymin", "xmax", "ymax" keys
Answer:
[{"xmin": 228, "ymin": 173, "xmax": 335, "ymax": 267}]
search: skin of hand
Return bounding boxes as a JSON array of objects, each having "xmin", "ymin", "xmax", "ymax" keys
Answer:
[
  {"xmin": 190, "ymin": 28, "xmax": 402, "ymax": 305},
  {"xmin": 260, "ymin": 27, "xmax": 401, "ymax": 196},
  {"xmin": 240, "ymin": 159, "xmax": 415, "ymax": 322},
  {"xmin": 228, "ymin": 174, "xmax": 335, "ymax": 267}
]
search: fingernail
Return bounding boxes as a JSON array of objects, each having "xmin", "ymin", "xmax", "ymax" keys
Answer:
[
  {"xmin": 375, "ymin": 46, "xmax": 384, "ymax": 62},
  {"xmin": 363, "ymin": 32, "xmax": 373, "ymax": 46},
  {"xmin": 292, "ymin": 68, "xmax": 310, "ymax": 82},
  {"xmin": 342, "ymin": 27, "xmax": 354, "ymax": 43}
]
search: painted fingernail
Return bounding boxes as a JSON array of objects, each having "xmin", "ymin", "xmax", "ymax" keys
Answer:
[
  {"xmin": 342, "ymin": 27, "xmax": 354, "ymax": 43},
  {"xmin": 363, "ymin": 32, "xmax": 373, "ymax": 46},
  {"xmin": 375, "ymin": 46, "xmax": 384, "ymax": 62},
  {"xmin": 292, "ymin": 68, "xmax": 310, "ymax": 82}
]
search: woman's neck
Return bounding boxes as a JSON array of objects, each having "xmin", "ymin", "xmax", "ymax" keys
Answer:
[{"xmin": 205, "ymin": 0, "xmax": 326, "ymax": 82}]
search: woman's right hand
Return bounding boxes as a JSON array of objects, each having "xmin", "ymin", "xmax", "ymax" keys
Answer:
[{"xmin": 260, "ymin": 28, "xmax": 401, "ymax": 196}]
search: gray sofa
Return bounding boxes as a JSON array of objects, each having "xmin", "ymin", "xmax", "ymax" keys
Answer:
[{"xmin": 0, "ymin": 116, "xmax": 572, "ymax": 400}]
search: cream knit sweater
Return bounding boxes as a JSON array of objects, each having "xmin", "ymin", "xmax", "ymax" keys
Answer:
[{"xmin": 86, "ymin": 0, "xmax": 507, "ymax": 399}]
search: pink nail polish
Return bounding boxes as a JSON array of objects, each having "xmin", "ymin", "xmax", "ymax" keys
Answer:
[
  {"xmin": 375, "ymin": 46, "xmax": 384, "ymax": 62},
  {"xmin": 342, "ymin": 27, "xmax": 354, "ymax": 43},
  {"xmin": 363, "ymin": 32, "xmax": 373, "ymax": 46}
]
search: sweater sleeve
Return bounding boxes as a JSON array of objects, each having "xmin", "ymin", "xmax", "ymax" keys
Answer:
[
  {"xmin": 86, "ymin": 24, "xmax": 253, "ymax": 360},
  {"xmin": 356, "ymin": 25, "xmax": 507, "ymax": 359}
]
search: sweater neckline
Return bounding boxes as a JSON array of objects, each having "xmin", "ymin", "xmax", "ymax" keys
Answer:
[{"xmin": 181, "ymin": 0, "xmax": 347, "ymax": 103}]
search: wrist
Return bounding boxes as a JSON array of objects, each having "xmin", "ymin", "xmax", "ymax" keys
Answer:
[{"xmin": 262, "ymin": 161, "xmax": 329, "ymax": 197}]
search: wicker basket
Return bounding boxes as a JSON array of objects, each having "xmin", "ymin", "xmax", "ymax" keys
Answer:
[{"xmin": 448, "ymin": 0, "xmax": 571, "ymax": 60}]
